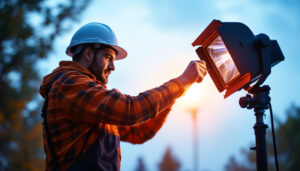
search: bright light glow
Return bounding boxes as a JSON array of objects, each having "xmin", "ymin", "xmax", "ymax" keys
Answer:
[
  {"xmin": 179, "ymin": 84, "xmax": 203, "ymax": 111},
  {"xmin": 207, "ymin": 35, "xmax": 240, "ymax": 84}
]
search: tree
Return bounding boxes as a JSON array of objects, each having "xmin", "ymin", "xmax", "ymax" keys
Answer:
[
  {"xmin": 225, "ymin": 104, "xmax": 300, "ymax": 171},
  {"xmin": 0, "ymin": 0, "xmax": 91, "ymax": 170},
  {"xmin": 158, "ymin": 147, "xmax": 181, "ymax": 171},
  {"xmin": 134, "ymin": 156, "xmax": 148, "ymax": 171}
]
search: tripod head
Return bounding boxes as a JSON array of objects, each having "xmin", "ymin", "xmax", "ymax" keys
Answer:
[{"xmin": 239, "ymin": 85, "xmax": 271, "ymax": 109}]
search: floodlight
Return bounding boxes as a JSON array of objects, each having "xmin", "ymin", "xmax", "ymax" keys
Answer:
[
  {"xmin": 191, "ymin": 19, "xmax": 285, "ymax": 171},
  {"xmin": 192, "ymin": 19, "xmax": 284, "ymax": 98}
]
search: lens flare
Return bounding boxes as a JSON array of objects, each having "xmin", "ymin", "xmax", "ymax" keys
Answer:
[{"xmin": 207, "ymin": 36, "xmax": 240, "ymax": 84}]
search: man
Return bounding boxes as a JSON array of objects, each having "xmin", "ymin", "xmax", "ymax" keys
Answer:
[{"xmin": 40, "ymin": 22, "xmax": 207, "ymax": 171}]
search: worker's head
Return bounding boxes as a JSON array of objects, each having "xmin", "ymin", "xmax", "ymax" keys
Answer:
[
  {"xmin": 66, "ymin": 23, "xmax": 127, "ymax": 84},
  {"xmin": 74, "ymin": 44, "xmax": 117, "ymax": 84}
]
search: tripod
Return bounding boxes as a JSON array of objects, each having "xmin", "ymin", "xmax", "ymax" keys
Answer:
[{"xmin": 239, "ymin": 85, "xmax": 271, "ymax": 171}]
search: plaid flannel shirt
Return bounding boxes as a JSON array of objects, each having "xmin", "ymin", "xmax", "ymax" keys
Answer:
[{"xmin": 40, "ymin": 61, "xmax": 185, "ymax": 170}]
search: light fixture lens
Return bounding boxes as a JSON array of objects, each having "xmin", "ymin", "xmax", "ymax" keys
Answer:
[{"xmin": 207, "ymin": 35, "xmax": 240, "ymax": 84}]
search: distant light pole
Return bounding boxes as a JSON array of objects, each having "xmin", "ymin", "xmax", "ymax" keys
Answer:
[
  {"xmin": 189, "ymin": 107, "xmax": 199, "ymax": 171},
  {"xmin": 181, "ymin": 84, "xmax": 203, "ymax": 171}
]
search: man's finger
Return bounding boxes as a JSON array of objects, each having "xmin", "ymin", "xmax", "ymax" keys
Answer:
[{"xmin": 195, "ymin": 61, "xmax": 207, "ymax": 83}]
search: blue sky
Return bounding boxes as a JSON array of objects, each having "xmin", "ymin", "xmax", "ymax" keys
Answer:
[{"xmin": 39, "ymin": 0, "xmax": 300, "ymax": 170}]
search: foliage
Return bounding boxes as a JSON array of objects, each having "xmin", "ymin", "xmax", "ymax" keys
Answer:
[
  {"xmin": 225, "ymin": 104, "xmax": 300, "ymax": 171},
  {"xmin": 0, "ymin": 0, "xmax": 91, "ymax": 170},
  {"xmin": 158, "ymin": 147, "xmax": 181, "ymax": 171}
]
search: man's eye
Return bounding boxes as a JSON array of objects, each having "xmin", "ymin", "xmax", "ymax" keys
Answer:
[{"xmin": 105, "ymin": 56, "xmax": 111, "ymax": 60}]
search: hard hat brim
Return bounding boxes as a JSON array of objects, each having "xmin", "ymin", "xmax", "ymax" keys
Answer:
[
  {"xmin": 66, "ymin": 43, "xmax": 127, "ymax": 60},
  {"xmin": 110, "ymin": 45, "xmax": 127, "ymax": 60}
]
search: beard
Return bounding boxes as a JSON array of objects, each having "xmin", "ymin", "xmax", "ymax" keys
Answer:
[{"xmin": 88, "ymin": 54, "xmax": 109, "ymax": 85}]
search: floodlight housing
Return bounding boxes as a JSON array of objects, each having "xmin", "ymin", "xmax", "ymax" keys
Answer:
[{"xmin": 192, "ymin": 19, "xmax": 284, "ymax": 98}]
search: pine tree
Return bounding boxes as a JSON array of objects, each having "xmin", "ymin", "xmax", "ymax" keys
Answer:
[
  {"xmin": 159, "ymin": 147, "xmax": 181, "ymax": 171},
  {"xmin": 134, "ymin": 156, "xmax": 148, "ymax": 171}
]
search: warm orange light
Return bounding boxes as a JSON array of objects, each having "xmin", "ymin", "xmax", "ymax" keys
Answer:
[{"xmin": 179, "ymin": 84, "xmax": 203, "ymax": 110}]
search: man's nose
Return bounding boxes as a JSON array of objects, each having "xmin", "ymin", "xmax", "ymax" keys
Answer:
[{"xmin": 109, "ymin": 61, "xmax": 115, "ymax": 71}]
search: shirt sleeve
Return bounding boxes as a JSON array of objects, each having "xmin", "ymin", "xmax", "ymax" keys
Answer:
[
  {"xmin": 117, "ymin": 105, "xmax": 172, "ymax": 144},
  {"xmin": 53, "ymin": 71, "xmax": 185, "ymax": 126}
]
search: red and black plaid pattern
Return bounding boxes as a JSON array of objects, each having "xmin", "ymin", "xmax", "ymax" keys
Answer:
[{"xmin": 40, "ymin": 61, "xmax": 184, "ymax": 170}]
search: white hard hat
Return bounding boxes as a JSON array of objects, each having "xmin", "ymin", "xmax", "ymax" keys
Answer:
[{"xmin": 66, "ymin": 22, "xmax": 127, "ymax": 60}]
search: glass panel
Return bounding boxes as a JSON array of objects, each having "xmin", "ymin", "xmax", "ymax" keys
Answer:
[{"xmin": 207, "ymin": 35, "xmax": 240, "ymax": 84}]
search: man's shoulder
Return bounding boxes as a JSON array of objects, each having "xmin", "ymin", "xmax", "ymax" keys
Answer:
[{"xmin": 57, "ymin": 70, "xmax": 100, "ymax": 87}]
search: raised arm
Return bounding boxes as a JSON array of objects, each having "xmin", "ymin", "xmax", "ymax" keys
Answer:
[{"xmin": 48, "ymin": 60, "xmax": 206, "ymax": 126}]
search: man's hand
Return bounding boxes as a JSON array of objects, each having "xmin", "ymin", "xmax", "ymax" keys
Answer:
[{"xmin": 177, "ymin": 60, "xmax": 207, "ymax": 87}]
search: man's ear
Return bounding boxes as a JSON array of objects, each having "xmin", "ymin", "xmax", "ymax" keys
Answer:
[{"xmin": 82, "ymin": 47, "xmax": 94, "ymax": 64}]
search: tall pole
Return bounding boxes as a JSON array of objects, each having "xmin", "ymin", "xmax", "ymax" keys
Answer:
[{"xmin": 191, "ymin": 108, "xmax": 199, "ymax": 171}]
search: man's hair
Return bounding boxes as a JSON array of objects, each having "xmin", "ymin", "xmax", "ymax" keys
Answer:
[
  {"xmin": 71, "ymin": 44, "xmax": 117, "ymax": 61},
  {"xmin": 71, "ymin": 44, "xmax": 94, "ymax": 61}
]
